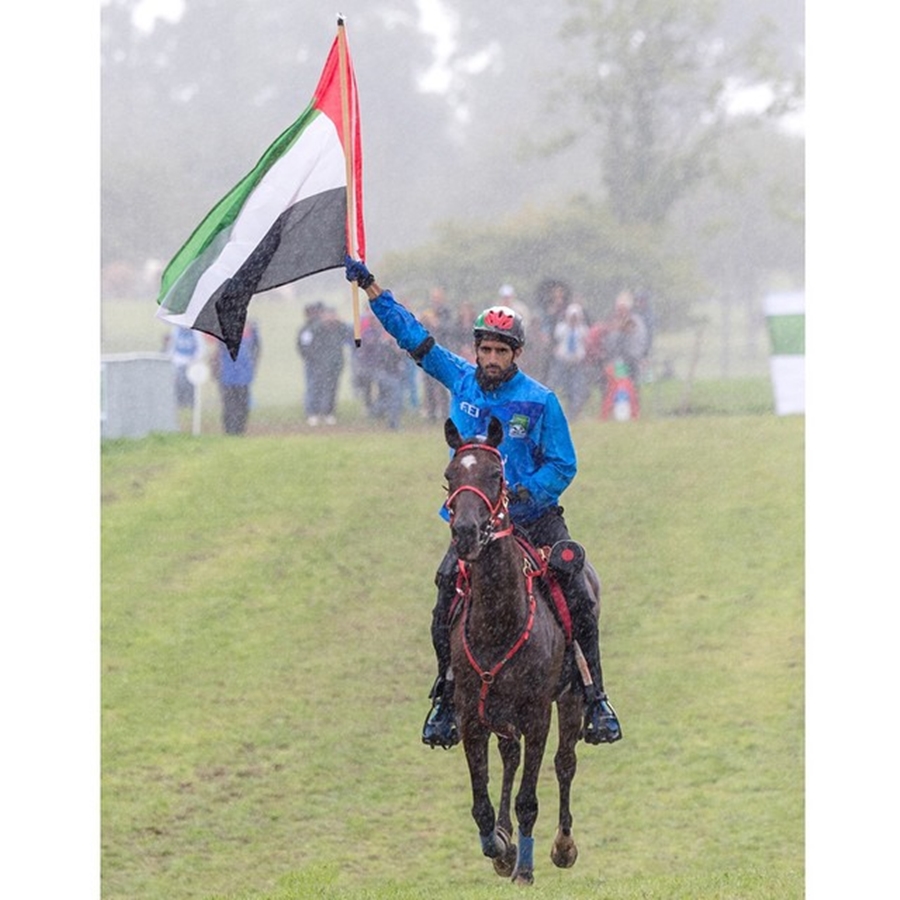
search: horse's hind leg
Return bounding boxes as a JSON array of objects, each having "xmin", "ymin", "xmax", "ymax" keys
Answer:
[
  {"xmin": 549, "ymin": 566, "xmax": 599, "ymax": 868},
  {"xmin": 491, "ymin": 736, "xmax": 521, "ymax": 877},
  {"xmin": 551, "ymin": 692, "xmax": 582, "ymax": 869}
]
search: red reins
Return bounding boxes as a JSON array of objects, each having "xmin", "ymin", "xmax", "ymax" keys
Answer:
[{"xmin": 458, "ymin": 563, "xmax": 537, "ymax": 741}]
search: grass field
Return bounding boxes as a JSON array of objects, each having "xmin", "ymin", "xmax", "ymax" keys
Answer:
[{"xmin": 101, "ymin": 412, "xmax": 804, "ymax": 899}]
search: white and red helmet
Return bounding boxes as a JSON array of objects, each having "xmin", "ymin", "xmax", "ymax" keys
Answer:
[{"xmin": 473, "ymin": 305, "xmax": 526, "ymax": 349}]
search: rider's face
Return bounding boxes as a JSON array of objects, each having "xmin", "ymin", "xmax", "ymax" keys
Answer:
[{"xmin": 475, "ymin": 339, "xmax": 519, "ymax": 377}]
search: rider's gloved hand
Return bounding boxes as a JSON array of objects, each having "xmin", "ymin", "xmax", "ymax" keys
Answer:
[
  {"xmin": 509, "ymin": 485, "xmax": 531, "ymax": 504},
  {"xmin": 345, "ymin": 255, "xmax": 375, "ymax": 289}
]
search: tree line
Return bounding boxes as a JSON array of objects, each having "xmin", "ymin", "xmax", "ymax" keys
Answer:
[{"xmin": 101, "ymin": 0, "xmax": 803, "ymax": 332}]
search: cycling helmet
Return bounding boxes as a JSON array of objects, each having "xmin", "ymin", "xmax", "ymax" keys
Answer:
[{"xmin": 473, "ymin": 305, "xmax": 526, "ymax": 349}]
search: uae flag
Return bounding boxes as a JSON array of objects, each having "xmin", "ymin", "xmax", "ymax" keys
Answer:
[{"xmin": 156, "ymin": 21, "xmax": 365, "ymax": 358}]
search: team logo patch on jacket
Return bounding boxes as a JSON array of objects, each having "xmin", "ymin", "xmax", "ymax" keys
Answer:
[{"xmin": 509, "ymin": 413, "xmax": 529, "ymax": 438}]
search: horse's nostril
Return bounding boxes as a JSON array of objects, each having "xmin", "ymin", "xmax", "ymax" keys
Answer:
[{"xmin": 452, "ymin": 522, "xmax": 481, "ymax": 557}]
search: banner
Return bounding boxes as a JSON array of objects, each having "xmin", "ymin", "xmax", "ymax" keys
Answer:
[{"xmin": 764, "ymin": 290, "xmax": 805, "ymax": 416}]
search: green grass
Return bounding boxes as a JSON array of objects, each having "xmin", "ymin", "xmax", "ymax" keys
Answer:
[{"xmin": 102, "ymin": 415, "xmax": 804, "ymax": 899}]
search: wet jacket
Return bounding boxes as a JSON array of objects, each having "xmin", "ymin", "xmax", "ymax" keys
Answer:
[{"xmin": 370, "ymin": 290, "xmax": 577, "ymax": 524}]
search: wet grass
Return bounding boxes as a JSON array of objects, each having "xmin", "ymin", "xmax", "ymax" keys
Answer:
[{"xmin": 101, "ymin": 414, "xmax": 803, "ymax": 899}]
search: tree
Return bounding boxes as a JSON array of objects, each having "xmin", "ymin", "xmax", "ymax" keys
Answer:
[
  {"xmin": 556, "ymin": 0, "xmax": 802, "ymax": 226},
  {"xmin": 100, "ymin": 0, "xmax": 803, "ymax": 334},
  {"xmin": 668, "ymin": 122, "xmax": 804, "ymax": 370},
  {"xmin": 380, "ymin": 196, "xmax": 702, "ymax": 328}
]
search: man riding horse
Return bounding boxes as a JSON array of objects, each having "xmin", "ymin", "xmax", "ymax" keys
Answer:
[{"xmin": 346, "ymin": 258, "xmax": 622, "ymax": 749}]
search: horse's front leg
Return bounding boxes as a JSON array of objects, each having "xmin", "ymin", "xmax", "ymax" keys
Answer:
[
  {"xmin": 491, "ymin": 735, "xmax": 521, "ymax": 877},
  {"xmin": 551, "ymin": 691, "xmax": 582, "ymax": 869},
  {"xmin": 462, "ymin": 732, "xmax": 501, "ymax": 860},
  {"xmin": 512, "ymin": 710, "xmax": 552, "ymax": 885}
]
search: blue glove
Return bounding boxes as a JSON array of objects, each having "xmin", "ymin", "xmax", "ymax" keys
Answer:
[{"xmin": 345, "ymin": 255, "xmax": 375, "ymax": 289}]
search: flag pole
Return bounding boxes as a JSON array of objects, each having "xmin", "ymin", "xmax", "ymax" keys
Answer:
[{"xmin": 337, "ymin": 15, "xmax": 362, "ymax": 347}]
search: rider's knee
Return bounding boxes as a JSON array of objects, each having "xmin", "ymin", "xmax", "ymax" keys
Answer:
[{"xmin": 548, "ymin": 540, "xmax": 585, "ymax": 579}]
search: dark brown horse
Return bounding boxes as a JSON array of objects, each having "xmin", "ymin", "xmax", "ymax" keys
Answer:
[{"xmin": 442, "ymin": 416, "xmax": 599, "ymax": 886}]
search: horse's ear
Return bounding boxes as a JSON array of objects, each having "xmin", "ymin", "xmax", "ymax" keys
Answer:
[
  {"xmin": 487, "ymin": 416, "xmax": 504, "ymax": 448},
  {"xmin": 445, "ymin": 418, "xmax": 463, "ymax": 450}
]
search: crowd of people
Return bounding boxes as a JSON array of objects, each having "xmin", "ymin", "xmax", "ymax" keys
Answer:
[
  {"xmin": 526, "ymin": 280, "xmax": 655, "ymax": 421},
  {"xmin": 341, "ymin": 278, "xmax": 654, "ymax": 428},
  {"xmin": 164, "ymin": 277, "xmax": 654, "ymax": 434}
]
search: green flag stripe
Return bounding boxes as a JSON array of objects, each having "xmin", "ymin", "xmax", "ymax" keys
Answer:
[
  {"xmin": 157, "ymin": 103, "xmax": 322, "ymax": 303},
  {"xmin": 157, "ymin": 227, "xmax": 233, "ymax": 317},
  {"xmin": 766, "ymin": 314, "xmax": 805, "ymax": 356}
]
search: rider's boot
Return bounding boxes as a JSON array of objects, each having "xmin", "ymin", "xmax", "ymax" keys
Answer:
[
  {"xmin": 550, "ymin": 542, "xmax": 622, "ymax": 745},
  {"xmin": 422, "ymin": 561, "xmax": 460, "ymax": 749},
  {"xmin": 422, "ymin": 673, "xmax": 459, "ymax": 749},
  {"xmin": 576, "ymin": 633, "xmax": 622, "ymax": 744}
]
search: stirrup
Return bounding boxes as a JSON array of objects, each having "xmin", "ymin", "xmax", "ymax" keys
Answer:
[
  {"xmin": 422, "ymin": 697, "xmax": 459, "ymax": 749},
  {"xmin": 583, "ymin": 692, "xmax": 622, "ymax": 745}
]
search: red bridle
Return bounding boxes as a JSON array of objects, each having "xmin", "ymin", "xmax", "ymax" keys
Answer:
[
  {"xmin": 446, "ymin": 441, "xmax": 534, "ymax": 740},
  {"xmin": 444, "ymin": 443, "xmax": 514, "ymax": 543}
]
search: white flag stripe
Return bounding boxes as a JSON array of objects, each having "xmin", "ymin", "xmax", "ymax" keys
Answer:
[{"xmin": 158, "ymin": 114, "xmax": 345, "ymax": 326}]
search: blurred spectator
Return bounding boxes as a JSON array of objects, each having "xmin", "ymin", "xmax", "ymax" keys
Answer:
[
  {"xmin": 296, "ymin": 302, "xmax": 324, "ymax": 420},
  {"xmin": 498, "ymin": 282, "xmax": 533, "ymax": 332},
  {"xmin": 451, "ymin": 300, "xmax": 478, "ymax": 362},
  {"xmin": 418, "ymin": 287, "xmax": 454, "ymax": 421},
  {"xmin": 296, "ymin": 302, "xmax": 353, "ymax": 426},
  {"xmin": 353, "ymin": 311, "xmax": 378, "ymax": 415},
  {"xmin": 593, "ymin": 291, "xmax": 651, "ymax": 420},
  {"xmin": 363, "ymin": 318, "xmax": 407, "ymax": 429},
  {"xmin": 405, "ymin": 355, "xmax": 421, "ymax": 413},
  {"xmin": 211, "ymin": 320, "xmax": 261, "ymax": 435},
  {"xmin": 163, "ymin": 325, "xmax": 203, "ymax": 409},
  {"xmin": 548, "ymin": 302, "xmax": 591, "ymax": 419},
  {"xmin": 633, "ymin": 287, "xmax": 655, "ymax": 352},
  {"xmin": 531, "ymin": 278, "xmax": 572, "ymax": 382},
  {"xmin": 603, "ymin": 291, "xmax": 651, "ymax": 382}
]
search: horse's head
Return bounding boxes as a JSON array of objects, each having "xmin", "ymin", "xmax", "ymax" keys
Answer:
[{"xmin": 443, "ymin": 417, "xmax": 512, "ymax": 561}]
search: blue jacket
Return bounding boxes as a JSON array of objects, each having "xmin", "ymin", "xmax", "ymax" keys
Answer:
[
  {"xmin": 370, "ymin": 290, "xmax": 577, "ymax": 524},
  {"xmin": 218, "ymin": 324, "xmax": 260, "ymax": 387}
]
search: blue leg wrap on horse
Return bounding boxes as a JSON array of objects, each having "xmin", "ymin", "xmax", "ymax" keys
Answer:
[
  {"xmin": 480, "ymin": 831, "xmax": 498, "ymax": 857},
  {"xmin": 517, "ymin": 831, "xmax": 534, "ymax": 869}
]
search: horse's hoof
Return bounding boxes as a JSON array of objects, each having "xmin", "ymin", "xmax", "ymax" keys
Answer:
[
  {"xmin": 551, "ymin": 832, "xmax": 579, "ymax": 868},
  {"xmin": 491, "ymin": 827, "xmax": 517, "ymax": 877},
  {"xmin": 511, "ymin": 868, "xmax": 535, "ymax": 885}
]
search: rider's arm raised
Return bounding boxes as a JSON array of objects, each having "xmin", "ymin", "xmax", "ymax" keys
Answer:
[{"xmin": 345, "ymin": 257, "xmax": 470, "ymax": 390}]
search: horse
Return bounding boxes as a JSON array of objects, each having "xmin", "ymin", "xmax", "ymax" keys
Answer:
[{"xmin": 441, "ymin": 415, "xmax": 601, "ymax": 886}]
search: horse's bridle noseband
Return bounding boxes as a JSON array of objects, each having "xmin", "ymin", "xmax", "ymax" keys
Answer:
[{"xmin": 444, "ymin": 443, "xmax": 514, "ymax": 546}]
